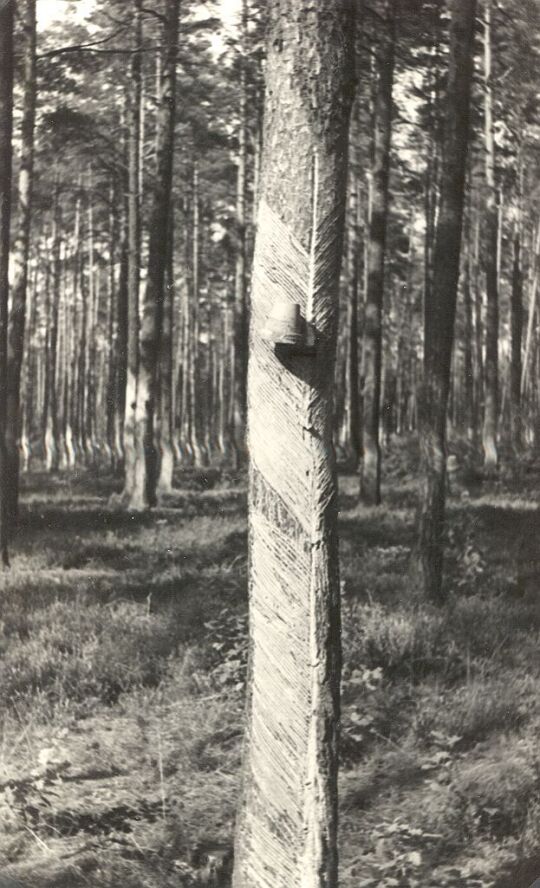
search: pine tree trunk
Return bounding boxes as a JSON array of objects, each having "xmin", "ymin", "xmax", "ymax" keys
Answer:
[
  {"xmin": 0, "ymin": 0, "xmax": 14, "ymax": 565},
  {"xmin": 157, "ymin": 215, "xmax": 175, "ymax": 494},
  {"xmin": 510, "ymin": 202, "xmax": 523, "ymax": 454},
  {"xmin": 44, "ymin": 192, "xmax": 61, "ymax": 472},
  {"xmin": 69, "ymin": 196, "xmax": 82, "ymax": 464},
  {"xmin": 463, "ymin": 245, "xmax": 475, "ymax": 439},
  {"xmin": 360, "ymin": 0, "xmax": 395, "ymax": 505},
  {"xmin": 345, "ymin": 169, "xmax": 360, "ymax": 468},
  {"xmin": 115, "ymin": 171, "xmax": 129, "ymax": 467},
  {"xmin": 232, "ymin": 2, "xmax": 354, "ymax": 885},
  {"xmin": 482, "ymin": 0, "xmax": 499, "ymax": 471},
  {"xmin": 233, "ymin": 0, "xmax": 249, "ymax": 463},
  {"xmin": 128, "ymin": 0, "xmax": 180, "ymax": 508},
  {"xmin": 106, "ymin": 188, "xmax": 118, "ymax": 467},
  {"xmin": 122, "ymin": 0, "xmax": 143, "ymax": 502},
  {"xmin": 6, "ymin": 0, "xmax": 36, "ymax": 524},
  {"xmin": 417, "ymin": 0, "xmax": 476, "ymax": 602}
]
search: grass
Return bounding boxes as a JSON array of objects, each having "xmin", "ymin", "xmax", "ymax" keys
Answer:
[{"xmin": 0, "ymin": 446, "xmax": 539, "ymax": 886}]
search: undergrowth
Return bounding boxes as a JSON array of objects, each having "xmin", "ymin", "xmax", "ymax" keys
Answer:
[{"xmin": 0, "ymin": 452, "xmax": 538, "ymax": 887}]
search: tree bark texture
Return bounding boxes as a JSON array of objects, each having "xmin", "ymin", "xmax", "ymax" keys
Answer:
[
  {"xmin": 417, "ymin": 0, "xmax": 476, "ymax": 602},
  {"xmin": 232, "ymin": 2, "xmax": 354, "ymax": 886}
]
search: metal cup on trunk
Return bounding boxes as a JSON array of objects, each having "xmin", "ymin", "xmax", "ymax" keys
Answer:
[{"xmin": 262, "ymin": 300, "xmax": 303, "ymax": 346}]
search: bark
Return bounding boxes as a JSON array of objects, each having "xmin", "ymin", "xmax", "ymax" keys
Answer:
[
  {"xmin": 85, "ymin": 190, "xmax": 97, "ymax": 463},
  {"xmin": 122, "ymin": 0, "xmax": 143, "ymax": 501},
  {"xmin": 69, "ymin": 196, "xmax": 82, "ymax": 463},
  {"xmin": 6, "ymin": 0, "xmax": 36, "ymax": 524},
  {"xmin": 232, "ymin": 2, "xmax": 354, "ymax": 886},
  {"xmin": 360, "ymin": 0, "xmax": 395, "ymax": 505},
  {"xmin": 115, "ymin": 163, "xmax": 129, "ymax": 465},
  {"xmin": 233, "ymin": 0, "xmax": 249, "ymax": 462},
  {"xmin": 463, "ymin": 245, "xmax": 475, "ymax": 439},
  {"xmin": 106, "ymin": 187, "xmax": 118, "ymax": 466},
  {"xmin": 44, "ymin": 192, "xmax": 61, "ymax": 472},
  {"xmin": 510, "ymin": 200, "xmax": 523, "ymax": 453},
  {"xmin": 157, "ymin": 214, "xmax": 175, "ymax": 495},
  {"xmin": 417, "ymin": 0, "xmax": 476, "ymax": 602},
  {"xmin": 0, "ymin": 0, "xmax": 14, "ymax": 565},
  {"xmin": 522, "ymin": 223, "xmax": 540, "ymax": 401},
  {"xmin": 345, "ymin": 170, "xmax": 360, "ymax": 467},
  {"xmin": 482, "ymin": 0, "xmax": 499, "ymax": 470},
  {"xmin": 189, "ymin": 164, "xmax": 206, "ymax": 467},
  {"xmin": 472, "ymin": 213, "xmax": 484, "ymax": 427},
  {"xmin": 128, "ymin": 0, "xmax": 180, "ymax": 508}
]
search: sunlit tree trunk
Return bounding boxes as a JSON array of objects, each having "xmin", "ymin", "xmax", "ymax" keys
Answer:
[
  {"xmin": 233, "ymin": 1, "xmax": 354, "ymax": 885},
  {"xmin": 417, "ymin": 0, "xmax": 476, "ymax": 602},
  {"xmin": 0, "ymin": 0, "xmax": 14, "ymax": 565},
  {"xmin": 360, "ymin": 0, "xmax": 395, "ymax": 505}
]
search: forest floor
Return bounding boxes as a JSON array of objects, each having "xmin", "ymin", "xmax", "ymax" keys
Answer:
[{"xmin": 0, "ymin": 438, "xmax": 540, "ymax": 888}]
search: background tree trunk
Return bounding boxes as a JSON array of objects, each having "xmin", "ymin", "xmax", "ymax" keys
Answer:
[
  {"xmin": 417, "ymin": 0, "xmax": 476, "ymax": 601},
  {"xmin": 6, "ymin": 0, "xmax": 36, "ymax": 524},
  {"xmin": 0, "ymin": 0, "xmax": 14, "ymax": 565},
  {"xmin": 122, "ymin": 0, "xmax": 143, "ymax": 502},
  {"xmin": 482, "ymin": 0, "xmax": 499, "ymax": 470},
  {"xmin": 360, "ymin": 0, "xmax": 395, "ymax": 505},
  {"xmin": 44, "ymin": 192, "xmax": 61, "ymax": 472},
  {"xmin": 510, "ymin": 185, "xmax": 523, "ymax": 453},
  {"xmin": 128, "ymin": 0, "xmax": 180, "ymax": 508},
  {"xmin": 233, "ymin": 0, "xmax": 249, "ymax": 464},
  {"xmin": 232, "ymin": 1, "xmax": 354, "ymax": 885},
  {"xmin": 157, "ymin": 214, "xmax": 175, "ymax": 494}
]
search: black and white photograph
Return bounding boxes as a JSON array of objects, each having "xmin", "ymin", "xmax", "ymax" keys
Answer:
[{"xmin": 0, "ymin": 0, "xmax": 539, "ymax": 885}]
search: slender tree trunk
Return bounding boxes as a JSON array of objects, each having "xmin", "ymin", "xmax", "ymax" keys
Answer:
[
  {"xmin": 122, "ymin": 0, "xmax": 143, "ymax": 501},
  {"xmin": 417, "ymin": 0, "xmax": 476, "ymax": 602},
  {"xmin": 0, "ymin": 0, "xmax": 14, "ymax": 565},
  {"xmin": 128, "ymin": 0, "xmax": 180, "ymax": 508},
  {"xmin": 157, "ymin": 214, "xmax": 175, "ymax": 494},
  {"xmin": 85, "ymin": 189, "xmax": 97, "ymax": 463},
  {"xmin": 345, "ymin": 169, "xmax": 360, "ymax": 467},
  {"xmin": 6, "ymin": 0, "xmax": 36, "ymax": 524},
  {"xmin": 463, "ymin": 244, "xmax": 475, "ymax": 439},
  {"xmin": 233, "ymin": 0, "xmax": 249, "ymax": 463},
  {"xmin": 44, "ymin": 192, "xmax": 61, "ymax": 472},
  {"xmin": 482, "ymin": 0, "xmax": 499, "ymax": 470},
  {"xmin": 69, "ymin": 195, "xmax": 82, "ymax": 464},
  {"xmin": 510, "ymin": 189, "xmax": 523, "ymax": 454},
  {"xmin": 115, "ymin": 172, "xmax": 129, "ymax": 466},
  {"xmin": 232, "ymin": 2, "xmax": 354, "ymax": 885},
  {"xmin": 360, "ymin": 0, "xmax": 395, "ymax": 505},
  {"xmin": 522, "ymin": 223, "xmax": 540, "ymax": 403},
  {"xmin": 106, "ymin": 187, "xmax": 118, "ymax": 466}
]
